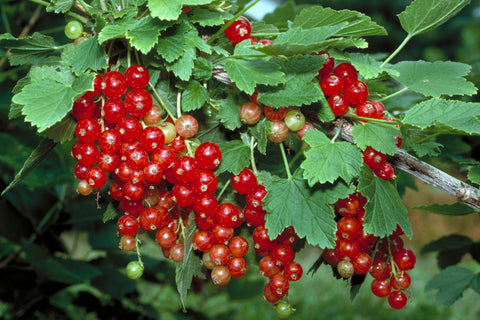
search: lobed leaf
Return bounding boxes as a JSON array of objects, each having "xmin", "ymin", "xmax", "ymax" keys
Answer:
[
  {"xmin": 263, "ymin": 169, "xmax": 337, "ymax": 248},
  {"xmin": 216, "ymin": 140, "xmax": 250, "ymax": 175},
  {"xmin": 215, "ymin": 95, "xmax": 242, "ymax": 131},
  {"xmin": 413, "ymin": 202, "xmax": 478, "ymax": 216},
  {"xmin": 71, "ymin": 35, "xmax": 107, "ymax": 74},
  {"xmin": 46, "ymin": 0, "xmax": 74, "ymax": 13},
  {"xmin": 422, "ymin": 234, "xmax": 473, "ymax": 253},
  {"xmin": 180, "ymin": 80, "xmax": 209, "ymax": 112},
  {"xmin": 398, "ymin": 0, "xmax": 471, "ymax": 37},
  {"xmin": 402, "ymin": 98, "xmax": 480, "ymax": 135},
  {"xmin": 351, "ymin": 122, "xmax": 400, "ymax": 155},
  {"xmin": 0, "ymin": 32, "xmax": 59, "ymax": 66},
  {"xmin": 292, "ymin": 6, "xmax": 387, "ymax": 37},
  {"xmin": 148, "ymin": 0, "xmax": 212, "ymax": 21},
  {"xmin": 357, "ymin": 168, "xmax": 413, "ymax": 238},
  {"xmin": 392, "ymin": 60, "xmax": 477, "ymax": 98},
  {"xmin": 301, "ymin": 130, "xmax": 363, "ymax": 186}
]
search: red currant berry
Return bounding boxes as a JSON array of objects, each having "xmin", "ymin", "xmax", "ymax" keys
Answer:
[
  {"xmin": 297, "ymin": 122, "xmax": 315, "ymax": 140},
  {"xmin": 229, "ymin": 236, "xmax": 249, "ymax": 257},
  {"xmin": 253, "ymin": 225, "xmax": 276, "ymax": 251},
  {"xmin": 271, "ymin": 244, "xmax": 295, "ymax": 266},
  {"xmin": 313, "ymin": 51, "xmax": 335, "ymax": 78},
  {"xmin": 333, "ymin": 62, "xmax": 358, "ymax": 82},
  {"xmin": 227, "ymin": 256, "xmax": 247, "ymax": 278},
  {"xmin": 192, "ymin": 170, "xmax": 218, "ymax": 196},
  {"xmin": 391, "ymin": 271, "xmax": 411, "ymax": 290},
  {"xmin": 171, "ymin": 184, "xmax": 195, "ymax": 207},
  {"xmin": 336, "ymin": 217, "xmax": 362, "ymax": 241},
  {"xmin": 243, "ymin": 206, "xmax": 266, "ymax": 227},
  {"xmin": 103, "ymin": 99, "xmax": 126, "ymax": 123},
  {"xmin": 224, "ymin": 17, "xmax": 251, "ymax": 43},
  {"xmin": 388, "ymin": 290, "xmax": 408, "ymax": 309},
  {"xmin": 98, "ymin": 152, "xmax": 120, "ymax": 172},
  {"xmin": 231, "ymin": 168, "xmax": 257, "ymax": 194},
  {"xmin": 125, "ymin": 64, "xmax": 150, "ymax": 89},
  {"xmin": 84, "ymin": 75, "xmax": 103, "ymax": 98},
  {"xmin": 362, "ymin": 146, "xmax": 387, "ymax": 171},
  {"xmin": 155, "ymin": 227, "xmax": 177, "ymax": 248},
  {"xmin": 209, "ymin": 244, "xmax": 231, "ymax": 266},
  {"xmin": 284, "ymin": 261, "xmax": 303, "ymax": 281},
  {"xmin": 117, "ymin": 214, "xmax": 139, "ymax": 236},
  {"xmin": 371, "ymin": 278, "xmax": 392, "ymax": 298},
  {"xmin": 72, "ymin": 95, "xmax": 95, "ymax": 120},
  {"xmin": 139, "ymin": 207, "xmax": 163, "ymax": 231},
  {"xmin": 102, "ymin": 71, "xmax": 127, "ymax": 99},
  {"xmin": 374, "ymin": 162, "xmax": 395, "ymax": 180},
  {"xmin": 215, "ymin": 202, "xmax": 243, "ymax": 228},
  {"xmin": 122, "ymin": 181, "xmax": 145, "ymax": 201},
  {"xmin": 356, "ymin": 101, "xmax": 378, "ymax": 119},
  {"xmin": 337, "ymin": 259, "xmax": 355, "ymax": 278},
  {"xmin": 393, "ymin": 248, "xmax": 416, "ymax": 271},
  {"xmin": 117, "ymin": 116, "xmax": 142, "ymax": 142},
  {"xmin": 370, "ymin": 259, "xmax": 392, "ymax": 280},
  {"xmin": 195, "ymin": 142, "xmax": 222, "ymax": 170},
  {"xmin": 352, "ymin": 252, "xmax": 372, "ymax": 275},
  {"xmin": 268, "ymin": 273, "xmax": 290, "ymax": 297},
  {"xmin": 245, "ymin": 184, "xmax": 267, "ymax": 208},
  {"xmin": 193, "ymin": 230, "xmax": 214, "ymax": 252},
  {"xmin": 76, "ymin": 179, "xmax": 92, "ymax": 196},
  {"xmin": 175, "ymin": 114, "xmax": 198, "ymax": 138},
  {"xmin": 344, "ymin": 80, "xmax": 369, "ymax": 105},
  {"xmin": 211, "ymin": 265, "xmax": 231, "ymax": 286},
  {"xmin": 327, "ymin": 94, "xmax": 349, "ymax": 116},
  {"xmin": 263, "ymin": 284, "xmax": 282, "ymax": 303},
  {"xmin": 75, "ymin": 118, "xmax": 101, "ymax": 143},
  {"xmin": 139, "ymin": 126, "xmax": 165, "ymax": 152},
  {"xmin": 143, "ymin": 104, "xmax": 162, "ymax": 125},
  {"xmin": 322, "ymin": 248, "xmax": 340, "ymax": 267},
  {"xmin": 86, "ymin": 167, "xmax": 107, "ymax": 189},
  {"xmin": 320, "ymin": 74, "xmax": 345, "ymax": 96},
  {"xmin": 119, "ymin": 235, "xmax": 136, "ymax": 252},
  {"xmin": 125, "ymin": 89, "xmax": 152, "ymax": 118}
]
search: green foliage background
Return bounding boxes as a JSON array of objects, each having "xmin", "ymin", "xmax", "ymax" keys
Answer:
[{"xmin": 0, "ymin": 0, "xmax": 479, "ymax": 319}]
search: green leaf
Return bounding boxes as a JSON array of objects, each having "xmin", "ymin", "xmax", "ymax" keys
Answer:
[
  {"xmin": 70, "ymin": 35, "xmax": 107, "ymax": 74},
  {"xmin": 392, "ymin": 61, "xmax": 477, "ymax": 97},
  {"xmin": 126, "ymin": 16, "xmax": 163, "ymax": 54},
  {"xmin": 148, "ymin": 0, "xmax": 212, "ymax": 21},
  {"xmin": 102, "ymin": 203, "xmax": 120, "ymax": 223},
  {"xmin": 1, "ymin": 138, "xmax": 57, "ymax": 196},
  {"xmin": 344, "ymin": 53, "xmax": 399, "ymax": 79},
  {"xmin": 413, "ymin": 202, "xmax": 478, "ymax": 216},
  {"xmin": 263, "ymin": 169, "xmax": 337, "ymax": 248},
  {"xmin": 188, "ymin": 8, "xmax": 232, "ymax": 26},
  {"xmin": 301, "ymin": 130, "xmax": 363, "ymax": 186},
  {"xmin": 249, "ymin": 118, "xmax": 269, "ymax": 155},
  {"xmin": 0, "ymin": 33, "xmax": 60, "ymax": 66},
  {"xmin": 398, "ymin": 0, "xmax": 471, "ymax": 37},
  {"xmin": 43, "ymin": 114, "xmax": 77, "ymax": 143},
  {"xmin": 193, "ymin": 56, "xmax": 212, "ymax": 81},
  {"xmin": 215, "ymin": 95, "xmax": 242, "ymax": 131},
  {"xmin": 471, "ymin": 273, "xmax": 480, "ymax": 295},
  {"xmin": 175, "ymin": 213, "xmax": 205, "ymax": 310},
  {"xmin": 46, "ymin": 0, "xmax": 74, "ymax": 13},
  {"xmin": 254, "ymin": 26, "xmax": 341, "ymax": 56},
  {"xmin": 166, "ymin": 47, "xmax": 196, "ymax": 80},
  {"xmin": 425, "ymin": 266, "xmax": 474, "ymax": 306},
  {"xmin": 402, "ymin": 98, "xmax": 480, "ymax": 135},
  {"xmin": 351, "ymin": 122, "xmax": 400, "ymax": 155},
  {"xmin": 180, "ymin": 80, "xmax": 209, "ymax": 112},
  {"xmin": 22, "ymin": 239, "xmax": 102, "ymax": 284},
  {"xmin": 156, "ymin": 23, "xmax": 189, "ymax": 63},
  {"xmin": 292, "ymin": 6, "xmax": 387, "ymax": 37},
  {"xmin": 422, "ymin": 234, "xmax": 473, "ymax": 253},
  {"xmin": 216, "ymin": 140, "xmax": 250, "ymax": 175},
  {"xmin": 224, "ymin": 42, "xmax": 285, "ymax": 95},
  {"xmin": 468, "ymin": 166, "xmax": 480, "ymax": 186},
  {"xmin": 357, "ymin": 168, "xmax": 413, "ymax": 238}
]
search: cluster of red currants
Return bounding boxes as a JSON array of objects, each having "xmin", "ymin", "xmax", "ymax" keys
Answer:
[
  {"xmin": 322, "ymin": 192, "xmax": 416, "ymax": 309},
  {"xmin": 192, "ymin": 167, "xmax": 303, "ymax": 305},
  {"xmin": 316, "ymin": 51, "xmax": 400, "ymax": 180}
]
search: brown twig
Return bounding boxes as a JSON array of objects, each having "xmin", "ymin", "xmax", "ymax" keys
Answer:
[{"xmin": 212, "ymin": 67, "xmax": 480, "ymax": 210}]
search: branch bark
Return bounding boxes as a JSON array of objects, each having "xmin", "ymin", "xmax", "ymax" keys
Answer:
[{"xmin": 212, "ymin": 67, "xmax": 480, "ymax": 211}]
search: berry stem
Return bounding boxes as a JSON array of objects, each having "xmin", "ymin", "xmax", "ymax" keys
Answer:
[
  {"xmin": 279, "ymin": 143, "xmax": 292, "ymax": 179},
  {"xmin": 381, "ymin": 35, "xmax": 412, "ymax": 68},
  {"xmin": 216, "ymin": 179, "xmax": 231, "ymax": 202},
  {"xmin": 379, "ymin": 87, "xmax": 409, "ymax": 102},
  {"xmin": 184, "ymin": 139, "xmax": 194, "ymax": 158},
  {"xmin": 331, "ymin": 119, "xmax": 343, "ymax": 143},
  {"xmin": 249, "ymin": 135, "xmax": 260, "ymax": 182},
  {"xmin": 135, "ymin": 234, "xmax": 143, "ymax": 266},
  {"xmin": 177, "ymin": 90, "xmax": 182, "ymax": 117},
  {"xmin": 345, "ymin": 112, "xmax": 399, "ymax": 125},
  {"xmin": 149, "ymin": 82, "xmax": 177, "ymax": 121},
  {"xmin": 206, "ymin": 0, "xmax": 260, "ymax": 45}
]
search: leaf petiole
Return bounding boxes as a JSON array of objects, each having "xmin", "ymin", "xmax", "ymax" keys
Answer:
[
  {"xmin": 380, "ymin": 35, "xmax": 412, "ymax": 68},
  {"xmin": 379, "ymin": 87, "xmax": 409, "ymax": 102},
  {"xmin": 279, "ymin": 143, "xmax": 292, "ymax": 179},
  {"xmin": 149, "ymin": 82, "xmax": 177, "ymax": 121}
]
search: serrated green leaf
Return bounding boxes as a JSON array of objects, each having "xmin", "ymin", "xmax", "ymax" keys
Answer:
[
  {"xmin": 215, "ymin": 96, "xmax": 242, "ymax": 131},
  {"xmin": 175, "ymin": 213, "xmax": 205, "ymax": 311},
  {"xmin": 422, "ymin": 234, "xmax": 473, "ymax": 253},
  {"xmin": 402, "ymin": 98, "xmax": 480, "ymax": 135},
  {"xmin": 301, "ymin": 130, "xmax": 363, "ymax": 186},
  {"xmin": 398, "ymin": 0, "xmax": 471, "ymax": 37},
  {"xmin": 181, "ymin": 80, "xmax": 209, "ymax": 112},
  {"xmin": 413, "ymin": 202, "xmax": 478, "ymax": 216},
  {"xmin": 148, "ymin": 0, "xmax": 212, "ymax": 21},
  {"xmin": 0, "ymin": 32, "xmax": 60, "ymax": 66},
  {"xmin": 224, "ymin": 43, "xmax": 284, "ymax": 95},
  {"xmin": 254, "ymin": 26, "xmax": 342, "ymax": 56},
  {"xmin": 46, "ymin": 0, "xmax": 74, "ymax": 13},
  {"xmin": 102, "ymin": 203, "xmax": 120, "ymax": 223},
  {"xmin": 425, "ymin": 265, "xmax": 474, "ymax": 306},
  {"xmin": 357, "ymin": 168, "xmax": 412, "ymax": 238},
  {"xmin": 29, "ymin": 65, "xmax": 74, "ymax": 85},
  {"xmin": 317, "ymin": 95, "xmax": 335, "ymax": 123},
  {"xmin": 44, "ymin": 114, "xmax": 77, "ymax": 143},
  {"xmin": 248, "ymin": 118, "xmax": 269, "ymax": 155},
  {"xmin": 1, "ymin": 138, "xmax": 57, "ymax": 196},
  {"xmin": 471, "ymin": 273, "xmax": 480, "ymax": 294},
  {"xmin": 166, "ymin": 47, "xmax": 196, "ymax": 80},
  {"xmin": 263, "ymin": 169, "xmax": 337, "ymax": 248},
  {"xmin": 292, "ymin": 6, "xmax": 387, "ymax": 37},
  {"xmin": 351, "ymin": 122, "xmax": 400, "ymax": 155},
  {"xmin": 70, "ymin": 35, "xmax": 107, "ymax": 75},
  {"xmin": 156, "ymin": 23, "xmax": 189, "ymax": 62},
  {"xmin": 126, "ymin": 16, "xmax": 163, "ymax": 54},
  {"xmin": 258, "ymin": 73, "xmax": 322, "ymax": 107},
  {"xmin": 345, "ymin": 53, "xmax": 399, "ymax": 79},
  {"xmin": 392, "ymin": 61, "xmax": 477, "ymax": 97},
  {"xmin": 188, "ymin": 8, "xmax": 232, "ymax": 26},
  {"xmin": 216, "ymin": 140, "xmax": 250, "ymax": 175},
  {"xmin": 193, "ymin": 56, "xmax": 212, "ymax": 81}
]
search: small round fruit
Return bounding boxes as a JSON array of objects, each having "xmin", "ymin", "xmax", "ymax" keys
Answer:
[
  {"xmin": 267, "ymin": 121, "xmax": 289, "ymax": 143},
  {"xmin": 337, "ymin": 259, "xmax": 355, "ymax": 278},
  {"xmin": 393, "ymin": 248, "xmax": 416, "ymax": 271},
  {"xmin": 224, "ymin": 17, "xmax": 251, "ymax": 43},
  {"xmin": 211, "ymin": 265, "xmax": 231, "ymax": 286},
  {"xmin": 125, "ymin": 261, "xmax": 144, "ymax": 280},
  {"xmin": 64, "ymin": 20, "xmax": 84, "ymax": 40},
  {"xmin": 175, "ymin": 114, "xmax": 198, "ymax": 138},
  {"xmin": 284, "ymin": 109, "xmax": 306, "ymax": 131},
  {"xmin": 276, "ymin": 301, "xmax": 295, "ymax": 319},
  {"xmin": 388, "ymin": 290, "xmax": 408, "ymax": 309},
  {"xmin": 239, "ymin": 102, "xmax": 262, "ymax": 125}
]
